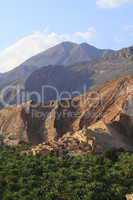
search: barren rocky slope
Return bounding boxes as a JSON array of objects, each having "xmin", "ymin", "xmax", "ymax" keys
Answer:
[{"xmin": 0, "ymin": 75, "xmax": 132, "ymax": 155}]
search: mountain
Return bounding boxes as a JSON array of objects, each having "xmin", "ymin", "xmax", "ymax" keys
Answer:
[
  {"xmin": 21, "ymin": 41, "xmax": 113, "ymax": 67},
  {"xmin": 25, "ymin": 64, "xmax": 92, "ymax": 102},
  {"xmin": 0, "ymin": 43, "xmax": 133, "ymax": 107},
  {"xmin": 87, "ymin": 45, "xmax": 133, "ymax": 86},
  {"xmin": 0, "ymin": 42, "xmax": 113, "ymax": 89},
  {"xmin": 24, "ymin": 45, "xmax": 133, "ymax": 103},
  {"xmin": 0, "ymin": 75, "xmax": 132, "ymax": 155}
]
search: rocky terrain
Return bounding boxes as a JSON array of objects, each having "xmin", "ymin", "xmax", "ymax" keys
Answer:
[
  {"xmin": 126, "ymin": 194, "xmax": 133, "ymax": 200},
  {"xmin": 0, "ymin": 75, "xmax": 132, "ymax": 155}
]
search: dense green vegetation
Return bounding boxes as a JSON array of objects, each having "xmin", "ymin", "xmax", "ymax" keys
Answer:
[{"xmin": 0, "ymin": 146, "xmax": 132, "ymax": 200}]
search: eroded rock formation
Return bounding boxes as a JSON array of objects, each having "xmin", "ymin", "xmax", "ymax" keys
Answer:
[{"xmin": 0, "ymin": 75, "xmax": 132, "ymax": 154}]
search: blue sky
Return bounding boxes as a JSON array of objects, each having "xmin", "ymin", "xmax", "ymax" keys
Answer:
[
  {"xmin": 0, "ymin": 0, "xmax": 133, "ymax": 50},
  {"xmin": 0, "ymin": 0, "xmax": 133, "ymax": 72}
]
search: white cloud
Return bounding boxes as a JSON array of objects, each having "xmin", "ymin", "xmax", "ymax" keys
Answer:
[
  {"xmin": 0, "ymin": 32, "xmax": 68, "ymax": 73},
  {"xmin": 74, "ymin": 27, "xmax": 96, "ymax": 40},
  {"xmin": 96, "ymin": 0, "xmax": 133, "ymax": 8},
  {"xmin": 0, "ymin": 28, "xmax": 96, "ymax": 73}
]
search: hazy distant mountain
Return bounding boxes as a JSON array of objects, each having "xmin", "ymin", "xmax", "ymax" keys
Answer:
[
  {"xmin": 0, "ymin": 43, "xmax": 132, "ymax": 107},
  {"xmin": 22, "ymin": 41, "xmax": 113, "ymax": 67},
  {"xmin": 25, "ymin": 46, "xmax": 133, "ymax": 102},
  {"xmin": 0, "ymin": 41, "xmax": 114, "ymax": 89},
  {"xmin": 25, "ymin": 64, "xmax": 92, "ymax": 102}
]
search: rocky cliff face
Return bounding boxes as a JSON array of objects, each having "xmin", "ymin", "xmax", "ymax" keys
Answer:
[
  {"xmin": 126, "ymin": 194, "xmax": 133, "ymax": 200},
  {"xmin": 0, "ymin": 75, "xmax": 132, "ymax": 154}
]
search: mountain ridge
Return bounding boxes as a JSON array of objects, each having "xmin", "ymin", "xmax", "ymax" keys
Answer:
[
  {"xmin": 0, "ymin": 41, "xmax": 114, "ymax": 89},
  {"xmin": 0, "ymin": 42, "xmax": 132, "ymax": 107}
]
